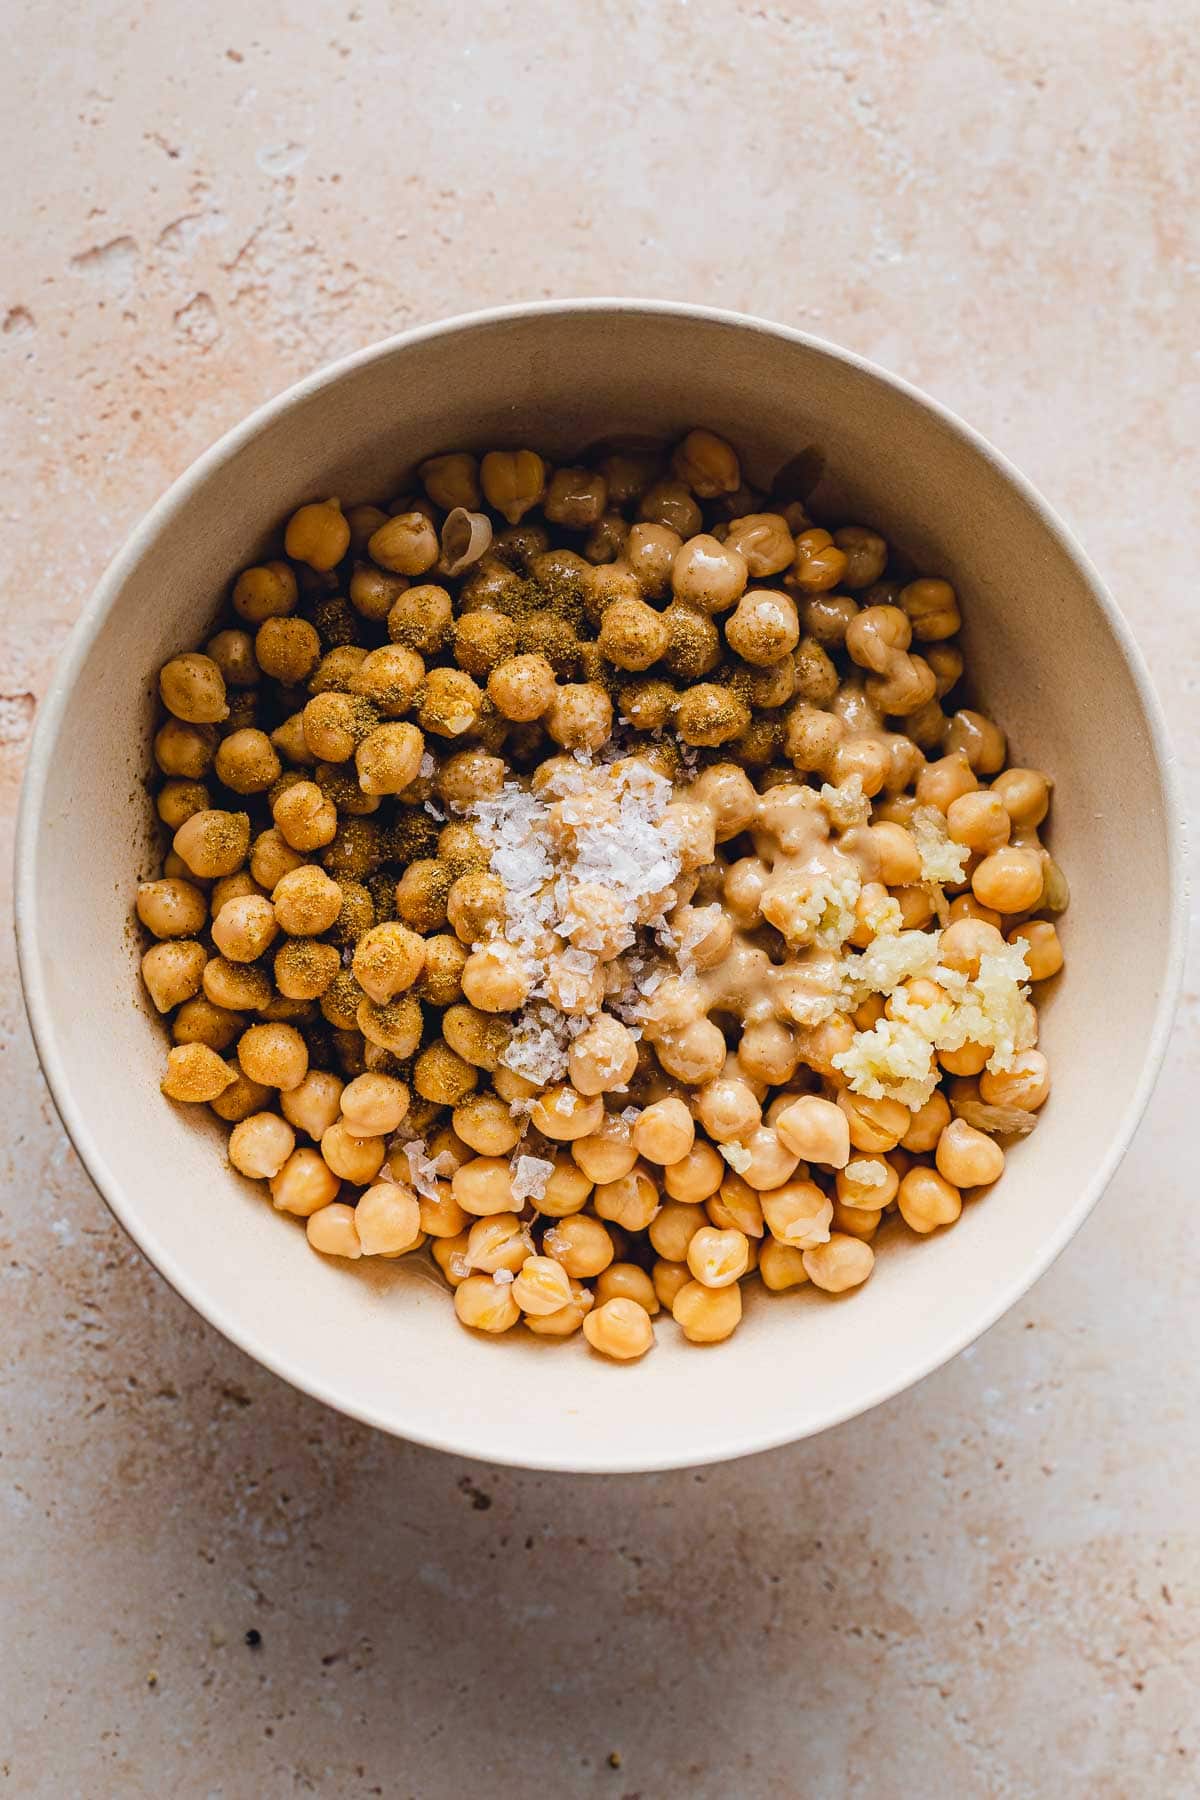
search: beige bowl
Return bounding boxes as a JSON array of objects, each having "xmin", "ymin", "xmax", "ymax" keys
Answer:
[{"xmin": 15, "ymin": 302, "xmax": 1185, "ymax": 1472}]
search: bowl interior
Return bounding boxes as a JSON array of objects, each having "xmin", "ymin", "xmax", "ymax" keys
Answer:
[{"xmin": 19, "ymin": 305, "xmax": 1180, "ymax": 1471}]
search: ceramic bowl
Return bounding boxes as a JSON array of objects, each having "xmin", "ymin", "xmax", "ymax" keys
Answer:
[{"xmin": 15, "ymin": 301, "xmax": 1185, "ymax": 1472}]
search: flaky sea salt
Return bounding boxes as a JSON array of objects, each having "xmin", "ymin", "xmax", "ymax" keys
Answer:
[
  {"xmin": 511, "ymin": 1154, "xmax": 555, "ymax": 1204},
  {"xmin": 402, "ymin": 1137, "xmax": 456, "ymax": 1200}
]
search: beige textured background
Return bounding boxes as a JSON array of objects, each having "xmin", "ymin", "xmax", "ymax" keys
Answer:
[{"xmin": 3, "ymin": 2, "xmax": 1197, "ymax": 1795}]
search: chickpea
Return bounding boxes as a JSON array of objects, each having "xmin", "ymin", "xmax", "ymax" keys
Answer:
[
  {"xmin": 833, "ymin": 526, "xmax": 887, "ymax": 589},
  {"xmin": 774, "ymin": 1095, "xmax": 850, "ymax": 1169},
  {"xmin": 445, "ymin": 1156, "xmax": 514, "ymax": 1218},
  {"xmin": 583, "ymin": 1296, "xmax": 654, "ymax": 1361},
  {"xmin": 525, "ymin": 1155, "xmax": 587, "ymax": 1220},
  {"xmin": 154, "ymin": 718, "xmax": 218, "ymax": 779},
  {"xmin": 733, "ymin": 1127, "xmax": 798, "ymax": 1192},
  {"xmin": 946, "ymin": 710, "xmax": 1006, "ymax": 775},
  {"xmin": 644, "ymin": 1201, "xmax": 703, "ymax": 1265},
  {"xmin": 483, "ymin": 652, "xmax": 554, "ymax": 724},
  {"xmin": 671, "ymin": 428, "xmax": 740, "ymax": 497},
  {"xmin": 198, "ymin": 957, "xmax": 267, "ymax": 1014},
  {"xmin": 836, "ymin": 1153, "xmax": 900, "ymax": 1210},
  {"xmin": 281, "ymin": 1069, "xmax": 344, "ymax": 1140},
  {"xmin": 706, "ymin": 1171, "xmax": 765, "ymax": 1238},
  {"xmin": 972, "ymin": 847, "xmax": 1043, "ymax": 914},
  {"xmin": 447, "ymin": 1093, "xmax": 516, "ymax": 1158},
  {"xmin": 1009, "ymin": 920, "xmax": 1064, "ymax": 982},
  {"xmin": 255, "ymin": 617, "xmax": 321, "ymax": 685},
  {"xmin": 204, "ymin": 629, "xmax": 259, "ymax": 693},
  {"xmin": 760, "ymin": 1178, "xmax": 833, "ymax": 1250},
  {"xmin": 802, "ymin": 1234, "xmax": 875, "ymax": 1292},
  {"xmin": 757, "ymin": 1237, "xmax": 809, "ymax": 1292},
  {"xmin": 206, "ymin": 894, "xmax": 273, "ymax": 964},
  {"xmin": 171, "ymin": 996, "xmax": 243, "ymax": 1052},
  {"xmin": 947, "ymin": 790, "xmax": 1011, "ymax": 855},
  {"xmin": 525, "ymin": 1278, "xmax": 595, "ymax": 1337},
  {"xmin": 418, "ymin": 667, "xmax": 483, "ymax": 740},
  {"xmin": 948, "ymin": 894, "xmax": 1002, "ymax": 928},
  {"xmin": 511, "ymin": 1254, "xmax": 574, "ymax": 1317},
  {"xmin": 991, "ymin": 767, "xmax": 1050, "ymax": 829},
  {"xmin": 572, "ymin": 1114, "xmax": 638, "ymax": 1186},
  {"xmin": 210, "ymin": 1064, "xmax": 273, "ymax": 1122},
  {"xmin": 158, "ymin": 1039, "xmax": 235, "ymax": 1103},
  {"xmin": 663, "ymin": 1140, "xmax": 724, "ymax": 1203},
  {"xmin": 674, "ymin": 685, "xmax": 751, "ymax": 748},
  {"xmin": 530, "ymin": 1085, "xmax": 605, "ymax": 1143},
  {"xmin": 936, "ymin": 1118, "xmax": 1005, "ymax": 1187},
  {"xmin": 543, "ymin": 1214, "xmax": 615, "ymax": 1279},
  {"xmin": 686, "ymin": 1225, "xmax": 749, "ymax": 1289},
  {"xmin": 351, "ymin": 1182, "xmax": 421, "ymax": 1257},
  {"xmin": 593, "ymin": 1165, "xmax": 661, "ymax": 1232},
  {"xmin": 896, "ymin": 1167, "xmax": 962, "ymax": 1234},
  {"xmin": 336, "ymin": 1072, "xmax": 408, "ymax": 1138},
  {"xmin": 696, "ymin": 1076, "xmax": 762, "ymax": 1144},
  {"xmin": 837, "ymin": 1090, "xmax": 909, "ymax": 1154},
  {"xmin": 159, "ymin": 652, "xmax": 228, "ymax": 725},
  {"xmin": 238, "ymin": 1022, "xmax": 308, "ymax": 1092},
  {"xmin": 136, "ymin": 878, "xmax": 208, "ymax": 940},
  {"xmin": 868, "ymin": 821, "xmax": 922, "ymax": 887},
  {"xmin": 901, "ymin": 1090, "xmax": 952, "ymax": 1153},
  {"xmin": 725, "ymin": 589, "xmax": 800, "ymax": 665},
  {"xmin": 233, "ymin": 560, "xmax": 298, "ymax": 623},
  {"xmin": 650, "ymin": 1259, "xmax": 691, "ymax": 1309},
  {"xmin": 141, "ymin": 940, "xmax": 207, "ymax": 1012},
  {"xmin": 454, "ymin": 1274, "xmax": 520, "ymax": 1334},
  {"xmin": 350, "ymin": 921, "xmax": 425, "ymax": 1005},
  {"xmin": 673, "ymin": 1279, "xmax": 742, "ymax": 1343},
  {"xmin": 212, "ymin": 728, "xmax": 280, "ymax": 796},
  {"xmin": 416, "ymin": 1183, "xmax": 470, "ymax": 1240},
  {"xmin": 563, "ymin": 1015, "xmax": 636, "ymax": 1097},
  {"xmin": 544, "ymin": 683, "xmax": 613, "ymax": 753},
  {"xmin": 227, "ymin": 1112, "xmax": 295, "ymax": 1180},
  {"xmin": 628, "ymin": 1098, "xmax": 691, "ymax": 1167},
  {"xmin": 979, "ymin": 1049, "xmax": 1051, "ymax": 1111},
  {"xmin": 461, "ymin": 1215, "xmax": 526, "ymax": 1276},
  {"xmin": 624, "ymin": 522, "xmax": 683, "ymax": 598},
  {"xmin": 317, "ymin": 1119, "xmax": 386, "ymax": 1185},
  {"xmin": 173, "ymin": 808, "xmax": 250, "ymax": 880},
  {"xmin": 431, "ymin": 1230, "xmax": 472, "ymax": 1285},
  {"xmin": 418, "ymin": 451, "xmax": 480, "ymax": 510},
  {"xmin": 670, "ymin": 535, "xmax": 748, "ymax": 613},
  {"xmin": 269, "ymin": 781, "xmax": 337, "ymax": 854},
  {"xmin": 539, "ymin": 465, "xmax": 605, "ymax": 530},
  {"xmin": 269, "ymin": 1147, "xmax": 341, "ymax": 1217},
  {"xmin": 899, "ymin": 577, "xmax": 961, "ymax": 641},
  {"xmin": 480, "ymin": 449, "xmax": 547, "ymax": 524},
  {"xmin": 267, "ymin": 866, "xmax": 339, "ymax": 938},
  {"xmin": 638, "ymin": 479, "xmax": 701, "ymax": 539},
  {"xmin": 592, "ymin": 1263, "xmax": 658, "ymax": 1317},
  {"xmin": 367, "ymin": 510, "xmax": 439, "ymax": 577},
  {"xmin": 410, "ymin": 1041, "xmax": 475, "ymax": 1107},
  {"xmin": 916, "ymin": 751, "xmax": 977, "ymax": 814},
  {"xmin": 249, "ymin": 828, "xmax": 304, "ymax": 891}
]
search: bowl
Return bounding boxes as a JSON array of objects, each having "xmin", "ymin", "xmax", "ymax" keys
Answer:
[{"xmin": 15, "ymin": 301, "xmax": 1185, "ymax": 1473}]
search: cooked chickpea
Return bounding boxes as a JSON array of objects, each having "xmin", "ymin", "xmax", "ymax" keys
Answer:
[
  {"xmin": 446, "ymin": 1157, "xmax": 515, "ymax": 1218},
  {"xmin": 947, "ymin": 790, "xmax": 1011, "ymax": 855},
  {"xmin": 686, "ymin": 1225, "xmax": 749, "ymax": 1289},
  {"xmin": 304, "ymin": 1202, "xmax": 362, "ymax": 1259},
  {"xmin": 173, "ymin": 808, "xmax": 250, "ymax": 879},
  {"xmin": 648, "ymin": 1199, "xmax": 707, "ymax": 1264},
  {"xmin": 774, "ymin": 1094, "xmax": 851, "ymax": 1168},
  {"xmin": 337, "ymin": 1072, "xmax": 408, "ymax": 1137},
  {"xmin": 760, "ymin": 1178, "xmax": 833, "ymax": 1250},
  {"xmin": 525, "ymin": 1278, "xmax": 595, "ymax": 1337},
  {"xmin": 583, "ymin": 1295, "xmax": 655, "ymax": 1360},
  {"xmin": 233, "ymin": 560, "xmax": 298, "ymax": 623},
  {"xmin": 160, "ymin": 1041, "xmax": 234, "ymax": 1103},
  {"xmin": 836, "ymin": 1154, "xmax": 900, "ymax": 1211},
  {"xmin": 572, "ymin": 1114, "xmax": 638, "ymax": 1186},
  {"xmin": 674, "ymin": 684, "xmax": 751, "ymax": 747},
  {"xmin": 869, "ymin": 821, "xmax": 923, "ymax": 887},
  {"xmin": 671, "ymin": 428, "xmax": 740, "ymax": 497},
  {"xmin": 972, "ymin": 846, "xmax": 1044, "ymax": 914},
  {"xmin": 837, "ymin": 1090, "xmax": 909, "ymax": 1154},
  {"xmin": 979, "ymin": 1049, "xmax": 1051, "ymax": 1111},
  {"xmin": 141, "ymin": 940, "xmax": 207, "ymax": 1013},
  {"xmin": 154, "ymin": 718, "xmax": 218, "ymax": 779},
  {"xmin": 367, "ymin": 510, "xmax": 439, "ymax": 577},
  {"xmin": 663, "ymin": 1139, "xmax": 724, "ymax": 1203},
  {"xmin": 238, "ymin": 1022, "xmax": 308, "ymax": 1092},
  {"xmin": 673, "ymin": 1279, "xmax": 742, "ymax": 1343},
  {"xmin": 272, "ymin": 781, "xmax": 338, "ymax": 852},
  {"xmin": 249, "ymin": 828, "xmax": 304, "ymax": 891},
  {"xmin": 228, "ymin": 1112, "xmax": 295, "ymax": 1180},
  {"xmin": 707, "ymin": 1172, "xmax": 765, "ymax": 1238},
  {"xmin": 159, "ymin": 652, "xmax": 228, "ymax": 725},
  {"xmin": 936, "ymin": 1118, "xmax": 1006, "ymax": 1187},
  {"xmin": 543, "ymin": 1214, "xmax": 615, "ymax": 1279},
  {"xmin": 735, "ymin": 1127, "xmax": 800, "ymax": 1192},
  {"xmin": 354, "ymin": 1181, "xmax": 422, "ymax": 1257},
  {"xmin": 530, "ymin": 1085, "xmax": 605, "ymax": 1143},
  {"xmin": 667, "ymin": 534, "xmax": 746, "ymax": 614},
  {"xmin": 648, "ymin": 1259, "xmax": 689, "ymax": 1310},
  {"xmin": 351, "ymin": 921, "xmax": 425, "ymax": 1005},
  {"xmin": 269, "ymin": 865, "xmax": 340, "ymax": 937},
  {"xmin": 172, "ymin": 996, "xmax": 242, "ymax": 1052},
  {"xmin": 255, "ymin": 617, "xmax": 321, "ymax": 685},
  {"xmin": 595, "ymin": 1263, "xmax": 660, "ymax": 1316},
  {"xmin": 631, "ymin": 1098, "xmax": 694, "ymax": 1166},
  {"xmin": 270, "ymin": 1147, "xmax": 340, "ymax": 1216},
  {"xmin": 136, "ymin": 878, "xmax": 208, "ymax": 940},
  {"xmin": 447, "ymin": 1093, "xmax": 517, "ymax": 1158},
  {"xmin": 280, "ymin": 1069, "xmax": 344, "ymax": 1140},
  {"xmin": 512, "ymin": 1254, "xmax": 574, "ymax": 1317},
  {"xmin": 544, "ymin": 683, "xmax": 613, "ymax": 753},
  {"xmin": 802, "ymin": 1234, "xmax": 875, "ymax": 1292},
  {"xmin": 897, "ymin": 1167, "xmax": 962, "ymax": 1234},
  {"xmin": 696, "ymin": 1076, "xmax": 762, "ymax": 1144},
  {"xmin": 725, "ymin": 589, "xmax": 800, "ymax": 665},
  {"xmin": 210, "ymin": 894, "xmax": 276, "ymax": 963},
  {"xmin": 454, "ymin": 1274, "xmax": 520, "ymax": 1333},
  {"xmin": 1009, "ymin": 920, "xmax": 1064, "ymax": 981},
  {"xmin": 480, "ymin": 449, "xmax": 547, "ymax": 524},
  {"xmin": 901, "ymin": 1089, "xmax": 952, "ymax": 1153},
  {"xmin": 593, "ymin": 1166, "xmax": 661, "ymax": 1232},
  {"xmin": 758, "ymin": 1237, "xmax": 810, "ymax": 1291}
]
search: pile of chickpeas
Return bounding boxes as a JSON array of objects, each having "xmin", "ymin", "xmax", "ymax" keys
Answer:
[{"xmin": 138, "ymin": 428, "xmax": 1066, "ymax": 1361}]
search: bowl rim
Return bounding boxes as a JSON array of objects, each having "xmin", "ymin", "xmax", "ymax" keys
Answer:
[{"xmin": 14, "ymin": 297, "xmax": 1188, "ymax": 1474}]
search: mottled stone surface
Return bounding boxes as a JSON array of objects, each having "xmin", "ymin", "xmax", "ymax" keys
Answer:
[{"xmin": 2, "ymin": 2, "xmax": 1197, "ymax": 1794}]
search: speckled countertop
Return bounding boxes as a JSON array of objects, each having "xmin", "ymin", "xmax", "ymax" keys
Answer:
[{"xmin": 2, "ymin": 2, "xmax": 1197, "ymax": 1794}]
